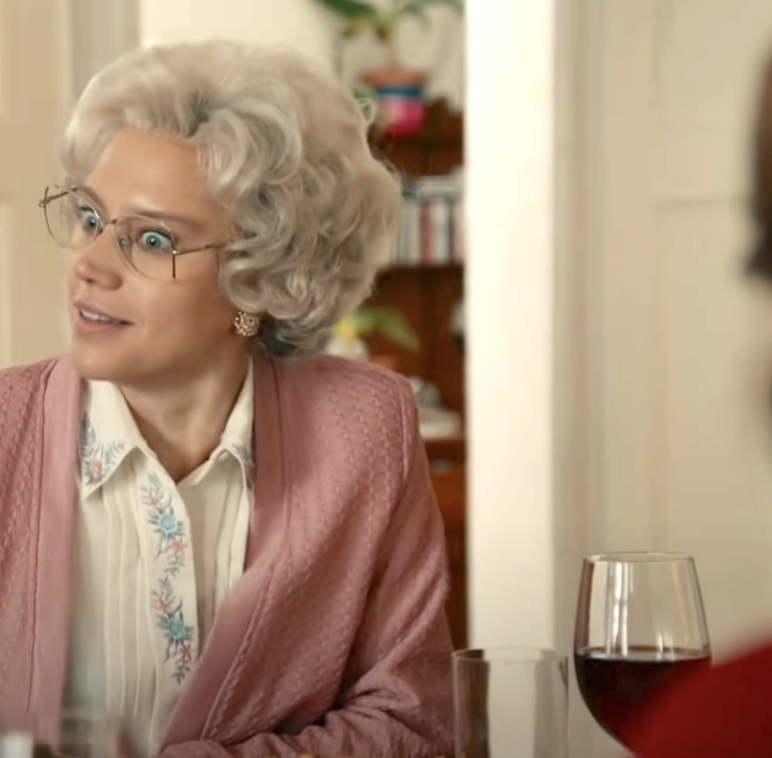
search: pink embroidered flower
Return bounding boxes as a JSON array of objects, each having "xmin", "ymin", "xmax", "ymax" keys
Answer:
[
  {"xmin": 143, "ymin": 492, "xmax": 164, "ymax": 510},
  {"xmin": 179, "ymin": 642, "xmax": 193, "ymax": 665},
  {"xmin": 89, "ymin": 459, "xmax": 104, "ymax": 480},
  {"xmin": 79, "ymin": 415, "xmax": 126, "ymax": 488},
  {"xmin": 170, "ymin": 538, "xmax": 186, "ymax": 556}
]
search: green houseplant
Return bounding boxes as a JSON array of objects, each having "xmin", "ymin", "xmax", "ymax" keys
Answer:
[
  {"xmin": 311, "ymin": 0, "xmax": 463, "ymax": 135},
  {"xmin": 327, "ymin": 305, "xmax": 419, "ymax": 364},
  {"xmin": 313, "ymin": 0, "xmax": 463, "ymax": 70}
]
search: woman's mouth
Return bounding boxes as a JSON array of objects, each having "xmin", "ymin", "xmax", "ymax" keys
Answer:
[
  {"xmin": 79, "ymin": 308, "xmax": 127, "ymax": 325},
  {"xmin": 74, "ymin": 304, "xmax": 132, "ymax": 333}
]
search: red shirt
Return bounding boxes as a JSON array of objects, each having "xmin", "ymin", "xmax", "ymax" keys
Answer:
[{"xmin": 634, "ymin": 641, "xmax": 772, "ymax": 758}]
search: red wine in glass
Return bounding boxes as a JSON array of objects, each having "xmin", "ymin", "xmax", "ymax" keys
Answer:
[
  {"xmin": 574, "ymin": 646, "xmax": 711, "ymax": 747},
  {"xmin": 574, "ymin": 553, "xmax": 711, "ymax": 751}
]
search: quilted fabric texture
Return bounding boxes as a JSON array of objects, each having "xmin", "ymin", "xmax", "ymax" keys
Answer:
[{"xmin": 0, "ymin": 354, "xmax": 454, "ymax": 758}]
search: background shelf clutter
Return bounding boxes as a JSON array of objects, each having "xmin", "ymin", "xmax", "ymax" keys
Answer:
[{"xmin": 396, "ymin": 173, "xmax": 464, "ymax": 267}]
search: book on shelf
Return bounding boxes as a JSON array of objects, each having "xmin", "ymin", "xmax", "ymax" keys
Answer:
[{"xmin": 394, "ymin": 173, "xmax": 464, "ymax": 267}]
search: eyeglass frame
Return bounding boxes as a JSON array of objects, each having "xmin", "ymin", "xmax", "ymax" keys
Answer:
[{"xmin": 38, "ymin": 185, "xmax": 235, "ymax": 281}]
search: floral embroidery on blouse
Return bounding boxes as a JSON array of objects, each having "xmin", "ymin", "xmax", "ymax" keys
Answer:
[
  {"xmin": 232, "ymin": 441, "xmax": 255, "ymax": 488},
  {"xmin": 79, "ymin": 414, "xmax": 127, "ymax": 489},
  {"xmin": 141, "ymin": 472, "xmax": 196, "ymax": 683}
]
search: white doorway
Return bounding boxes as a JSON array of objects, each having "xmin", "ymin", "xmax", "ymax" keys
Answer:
[{"xmin": 563, "ymin": 0, "xmax": 772, "ymax": 755}]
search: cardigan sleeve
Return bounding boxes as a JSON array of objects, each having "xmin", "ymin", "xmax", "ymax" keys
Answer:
[{"xmin": 158, "ymin": 382, "xmax": 455, "ymax": 758}]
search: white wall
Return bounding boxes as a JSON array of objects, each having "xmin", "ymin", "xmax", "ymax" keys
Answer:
[
  {"xmin": 0, "ymin": 0, "xmax": 70, "ymax": 367},
  {"xmin": 139, "ymin": 0, "xmax": 464, "ymax": 107},
  {"xmin": 140, "ymin": 0, "xmax": 336, "ymax": 69},
  {"xmin": 69, "ymin": 0, "xmax": 139, "ymax": 98},
  {"xmin": 466, "ymin": 1, "xmax": 556, "ymax": 648}
]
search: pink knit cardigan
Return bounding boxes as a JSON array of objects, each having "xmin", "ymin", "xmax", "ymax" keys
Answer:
[{"xmin": 0, "ymin": 353, "xmax": 453, "ymax": 757}]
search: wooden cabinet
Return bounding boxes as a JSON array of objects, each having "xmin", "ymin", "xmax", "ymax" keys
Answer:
[
  {"xmin": 367, "ymin": 100, "xmax": 467, "ymax": 648},
  {"xmin": 370, "ymin": 99, "xmax": 464, "ymax": 179},
  {"xmin": 367, "ymin": 264, "xmax": 464, "ymax": 415},
  {"xmin": 431, "ymin": 464, "xmax": 467, "ymax": 649}
]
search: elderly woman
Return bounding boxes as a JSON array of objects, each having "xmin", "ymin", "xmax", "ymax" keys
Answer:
[{"xmin": 0, "ymin": 41, "xmax": 453, "ymax": 758}]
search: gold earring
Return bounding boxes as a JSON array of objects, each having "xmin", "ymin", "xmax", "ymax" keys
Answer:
[{"xmin": 233, "ymin": 311, "xmax": 259, "ymax": 338}]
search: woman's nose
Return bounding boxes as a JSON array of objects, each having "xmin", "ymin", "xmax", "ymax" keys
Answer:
[{"xmin": 69, "ymin": 229, "xmax": 124, "ymax": 288}]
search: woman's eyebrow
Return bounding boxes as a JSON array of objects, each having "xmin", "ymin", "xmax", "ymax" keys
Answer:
[
  {"xmin": 123, "ymin": 206, "xmax": 208, "ymax": 232},
  {"xmin": 79, "ymin": 185, "xmax": 207, "ymax": 231}
]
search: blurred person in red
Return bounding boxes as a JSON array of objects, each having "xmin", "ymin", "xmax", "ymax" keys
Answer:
[
  {"xmin": 632, "ymin": 50, "xmax": 772, "ymax": 758},
  {"xmin": 632, "ymin": 640, "xmax": 772, "ymax": 757}
]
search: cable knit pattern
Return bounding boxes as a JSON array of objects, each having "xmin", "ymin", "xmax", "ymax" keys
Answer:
[
  {"xmin": 0, "ymin": 354, "xmax": 453, "ymax": 758},
  {"xmin": 0, "ymin": 360, "xmax": 55, "ymax": 726}
]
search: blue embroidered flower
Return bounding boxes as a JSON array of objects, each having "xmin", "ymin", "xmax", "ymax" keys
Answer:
[
  {"xmin": 143, "ymin": 474, "xmax": 187, "ymax": 558},
  {"xmin": 164, "ymin": 614, "xmax": 192, "ymax": 644},
  {"xmin": 152, "ymin": 578, "xmax": 195, "ymax": 683},
  {"xmin": 141, "ymin": 473, "xmax": 196, "ymax": 683},
  {"xmin": 152, "ymin": 510, "xmax": 185, "ymax": 541}
]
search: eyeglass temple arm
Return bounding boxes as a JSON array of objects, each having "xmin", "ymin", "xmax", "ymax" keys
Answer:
[{"xmin": 39, "ymin": 189, "xmax": 70, "ymax": 208}]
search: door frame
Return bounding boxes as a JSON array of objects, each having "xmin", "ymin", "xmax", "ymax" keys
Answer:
[
  {"xmin": 555, "ymin": 0, "xmax": 662, "ymax": 590},
  {"xmin": 555, "ymin": 1, "xmax": 660, "ymax": 755},
  {"xmin": 64, "ymin": 0, "xmax": 140, "ymax": 103}
]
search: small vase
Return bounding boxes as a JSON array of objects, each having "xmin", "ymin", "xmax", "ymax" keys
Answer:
[{"xmin": 361, "ymin": 68, "xmax": 427, "ymax": 138}]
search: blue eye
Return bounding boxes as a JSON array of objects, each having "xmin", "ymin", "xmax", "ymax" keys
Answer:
[
  {"xmin": 77, "ymin": 206, "xmax": 102, "ymax": 234},
  {"xmin": 137, "ymin": 230, "xmax": 174, "ymax": 253}
]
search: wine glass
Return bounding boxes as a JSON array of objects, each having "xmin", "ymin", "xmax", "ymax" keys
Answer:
[{"xmin": 574, "ymin": 552, "xmax": 711, "ymax": 751}]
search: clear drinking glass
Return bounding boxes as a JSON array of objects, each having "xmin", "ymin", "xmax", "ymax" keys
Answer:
[
  {"xmin": 0, "ymin": 710, "xmax": 117, "ymax": 758},
  {"xmin": 574, "ymin": 552, "xmax": 712, "ymax": 750},
  {"xmin": 0, "ymin": 732, "xmax": 34, "ymax": 758},
  {"xmin": 454, "ymin": 648, "xmax": 568, "ymax": 758},
  {"xmin": 56, "ymin": 710, "xmax": 117, "ymax": 758}
]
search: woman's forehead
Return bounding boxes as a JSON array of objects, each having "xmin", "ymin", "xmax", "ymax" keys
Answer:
[{"xmin": 85, "ymin": 128, "xmax": 227, "ymax": 230}]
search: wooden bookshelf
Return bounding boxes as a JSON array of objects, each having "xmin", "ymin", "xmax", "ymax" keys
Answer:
[
  {"xmin": 426, "ymin": 436, "xmax": 465, "ymax": 464},
  {"xmin": 367, "ymin": 263, "xmax": 464, "ymax": 416},
  {"xmin": 370, "ymin": 99, "xmax": 464, "ymax": 178},
  {"xmin": 366, "ymin": 99, "xmax": 467, "ymax": 648}
]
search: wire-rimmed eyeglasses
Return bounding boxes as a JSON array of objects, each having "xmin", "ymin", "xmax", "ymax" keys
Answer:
[{"xmin": 39, "ymin": 185, "xmax": 233, "ymax": 281}]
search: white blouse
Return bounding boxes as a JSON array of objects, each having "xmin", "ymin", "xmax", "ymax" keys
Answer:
[{"xmin": 65, "ymin": 365, "xmax": 254, "ymax": 756}]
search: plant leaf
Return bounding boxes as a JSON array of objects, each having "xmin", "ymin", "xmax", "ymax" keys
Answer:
[
  {"xmin": 346, "ymin": 306, "xmax": 420, "ymax": 352},
  {"xmin": 373, "ymin": 18, "xmax": 393, "ymax": 43},
  {"xmin": 350, "ymin": 308, "xmax": 378, "ymax": 335},
  {"xmin": 367, "ymin": 307, "xmax": 420, "ymax": 352},
  {"xmin": 400, "ymin": 5, "xmax": 431, "ymax": 28},
  {"xmin": 311, "ymin": 0, "xmax": 379, "ymax": 20},
  {"xmin": 400, "ymin": 0, "xmax": 464, "ymax": 16},
  {"xmin": 377, "ymin": 316, "xmax": 420, "ymax": 352},
  {"xmin": 341, "ymin": 16, "xmax": 377, "ymax": 37}
]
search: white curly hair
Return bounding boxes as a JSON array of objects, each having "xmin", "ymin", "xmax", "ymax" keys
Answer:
[{"xmin": 61, "ymin": 40, "xmax": 401, "ymax": 357}]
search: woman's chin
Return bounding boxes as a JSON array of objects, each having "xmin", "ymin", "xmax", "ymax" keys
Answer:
[{"xmin": 68, "ymin": 344, "xmax": 131, "ymax": 384}]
